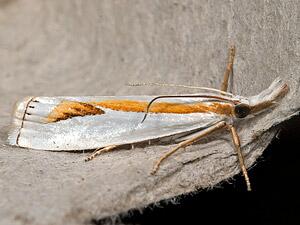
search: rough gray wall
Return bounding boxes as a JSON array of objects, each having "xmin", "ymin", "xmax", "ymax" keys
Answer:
[{"xmin": 0, "ymin": 1, "xmax": 299, "ymax": 225}]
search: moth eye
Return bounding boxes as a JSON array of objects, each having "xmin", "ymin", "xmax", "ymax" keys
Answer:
[{"xmin": 234, "ymin": 103, "xmax": 251, "ymax": 118}]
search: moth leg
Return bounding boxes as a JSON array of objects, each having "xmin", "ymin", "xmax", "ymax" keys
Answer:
[
  {"xmin": 151, "ymin": 121, "xmax": 227, "ymax": 175},
  {"xmin": 85, "ymin": 145, "xmax": 118, "ymax": 162},
  {"xmin": 228, "ymin": 125, "xmax": 252, "ymax": 191},
  {"xmin": 220, "ymin": 45, "xmax": 235, "ymax": 92},
  {"xmin": 152, "ymin": 122, "xmax": 251, "ymax": 191}
]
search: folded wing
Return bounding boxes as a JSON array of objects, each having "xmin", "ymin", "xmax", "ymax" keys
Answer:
[{"xmin": 8, "ymin": 96, "xmax": 225, "ymax": 150}]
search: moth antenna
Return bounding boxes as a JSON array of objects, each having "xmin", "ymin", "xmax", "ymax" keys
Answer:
[{"xmin": 127, "ymin": 82, "xmax": 234, "ymax": 96}]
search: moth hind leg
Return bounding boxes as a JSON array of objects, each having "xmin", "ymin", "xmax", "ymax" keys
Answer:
[
  {"xmin": 85, "ymin": 145, "xmax": 118, "ymax": 161},
  {"xmin": 151, "ymin": 121, "xmax": 227, "ymax": 175},
  {"xmin": 220, "ymin": 45, "xmax": 236, "ymax": 92}
]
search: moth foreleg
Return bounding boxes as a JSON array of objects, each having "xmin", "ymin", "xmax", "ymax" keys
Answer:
[
  {"xmin": 220, "ymin": 45, "xmax": 235, "ymax": 92},
  {"xmin": 228, "ymin": 125, "xmax": 252, "ymax": 191}
]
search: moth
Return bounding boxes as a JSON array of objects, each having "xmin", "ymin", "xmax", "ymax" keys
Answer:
[{"xmin": 8, "ymin": 47, "xmax": 288, "ymax": 191}]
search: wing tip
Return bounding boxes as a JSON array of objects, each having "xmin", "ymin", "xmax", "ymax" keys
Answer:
[{"xmin": 8, "ymin": 96, "xmax": 35, "ymax": 147}]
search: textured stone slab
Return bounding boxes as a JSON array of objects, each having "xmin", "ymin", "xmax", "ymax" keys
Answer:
[{"xmin": 0, "ymin": 1, "xmax": 299, "ymax": 225}]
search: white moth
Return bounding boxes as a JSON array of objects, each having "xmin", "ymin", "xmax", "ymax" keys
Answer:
[{"xmin": 7, "ymin": 47, "xmax": 289, "ymax": 191}]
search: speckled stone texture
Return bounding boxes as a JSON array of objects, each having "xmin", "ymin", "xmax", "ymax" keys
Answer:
[{"xmin": 0, "ymin": 1, "xmax": 299, "ymax": 225}]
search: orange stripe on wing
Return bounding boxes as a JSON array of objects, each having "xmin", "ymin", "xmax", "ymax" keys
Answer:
[
  {"xmin": 47, "ymin": 101, "xmax": 105, "ymax": 122},
  {"xmin": 92, "ymin": 100, "xmax": 234, "ymax": 116},
  {"xmin": 47, "ymin": 99, "xmax": 234, "ymax": 123}
]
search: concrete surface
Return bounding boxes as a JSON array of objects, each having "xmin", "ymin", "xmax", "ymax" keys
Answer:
[{"xmin": 0, "ymin": 1, "xmax": 299, "ymax": 225}]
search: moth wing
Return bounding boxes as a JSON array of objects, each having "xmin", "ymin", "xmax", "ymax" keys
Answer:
[{"xmin": 8, "ymin": 96, "xmax": 224, "ymax": 150}]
